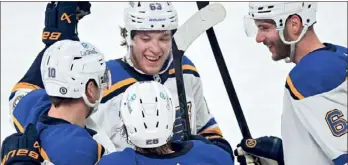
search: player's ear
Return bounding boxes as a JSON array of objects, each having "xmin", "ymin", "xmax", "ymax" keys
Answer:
[
  {"xmin": 85, "ymin": 80, "xmax": 98, "ymax": 103},
  {"xmin": 286, "ymin": 15, "xmax": 303, "ymax": 39}
]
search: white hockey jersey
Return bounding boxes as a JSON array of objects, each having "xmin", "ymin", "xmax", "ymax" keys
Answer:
[
  {"xmin": 89, "ymin": 55, "xmax": 224, "ymax": 151},
  {"xmin": 282, "ymin": 43, "xmax": 347, "ymax": 165}
]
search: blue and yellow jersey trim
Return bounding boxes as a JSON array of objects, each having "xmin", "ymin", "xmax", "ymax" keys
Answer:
[
  {"xmin": 101, "ymin": 59, "xmax": 139, "ymax": 103},
  {"xmin": 198, "ymin": 118, "xmax": 223, "ymax": 139},
  {"xmin": 285, "ymin": 44, "xmax": 347, "ymax": 100},
  {"xmin": 168, "ymin": 56, "xmax": 200, "ymax": 78},
  {"xmin": 102, "ymin": 56, "xmax": 200, "ymax": 103},
  {"xmin": 11, "ymin": 82, "xmax": 41, "ymax": 93}
]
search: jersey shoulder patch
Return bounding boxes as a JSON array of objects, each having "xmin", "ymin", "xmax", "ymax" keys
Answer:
[
  {"xmin": 12, "ymin": 89, "xmax": 51, "ymax": 133},
  {"xmin": 286, "ymin": 46, "xmax": 347, "ymax": 100}
]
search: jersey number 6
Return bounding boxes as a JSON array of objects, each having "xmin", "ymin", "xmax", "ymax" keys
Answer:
[{"xmin": 325, "ymin": 109, "xmax": 348, "ymax": 137}]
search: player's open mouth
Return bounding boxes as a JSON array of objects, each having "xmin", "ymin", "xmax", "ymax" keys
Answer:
[
  {"xmin": 267, "ymin": 44, "xmax": 274, "ymax": 52},
  {"xmin": 145, "ymin": 55, "xmax": 161, "ymax": 62}
]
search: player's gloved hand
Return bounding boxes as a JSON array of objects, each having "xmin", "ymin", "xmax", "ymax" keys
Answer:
[
  {"xmin": 191, "ymin": 134, "xmax": 234, "ymax": 161},
  {"xmin": 1, "ymin": 123, "xmax": 43, "ymax": 165},
  {"xmin": 234, "ymin": 136, "xmax": 284, "ymax": 165},
  {"xmin": 42, "ymin": 1, "xmax": 91, "ymax": 46}
]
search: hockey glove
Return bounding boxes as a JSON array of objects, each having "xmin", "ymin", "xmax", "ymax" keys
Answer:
[
  {"xmin": 1, "ymin": 123, "xmax": 43, "ymax": 165},
  {"xmin": 42, "ymin": 1, "xmax": 91, "ymax": 46},
  {"xmin": 234, "ymin": 136, "xmax": 284, "ymax": 165}
]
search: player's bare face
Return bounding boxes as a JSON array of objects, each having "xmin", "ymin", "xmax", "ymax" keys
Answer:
[
  {"xmin": 255, "ymin": 20, "xmax": 290, "ymax": 61},
  {"xmin": 132, "ymin": 30, "xmax": 172, "ymax": 75}
]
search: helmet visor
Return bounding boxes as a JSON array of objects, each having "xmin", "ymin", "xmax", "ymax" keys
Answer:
[
  {"xmin": 243, "ymin": 15, "xmax": 259, "ymax": 38},
  {"xmin": 243, "ymin": 15, "xmax": 279, "ymax": 38}
]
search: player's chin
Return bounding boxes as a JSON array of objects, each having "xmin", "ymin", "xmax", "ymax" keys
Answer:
[
  {"xmin": 272, "ymin": 55, "xmax": 284, "ymax": 61},
  {"xmin": 142, "ymin": 61, "xmax": 166, "ymax": 74},
  {"xmin": 142, "ymin": 65, "xmax": 162, "ymax": 75},
  {"xmin": 271, "ymin": 51, "xmax": 287, "ymax": 61}
]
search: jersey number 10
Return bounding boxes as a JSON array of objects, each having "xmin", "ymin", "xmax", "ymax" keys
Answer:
[{"xmin": 325, "ymin": 109, "xmax": 348, "ymax": 137}]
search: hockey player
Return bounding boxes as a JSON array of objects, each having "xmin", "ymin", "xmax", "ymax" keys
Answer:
[
  {"xmin": 1, "ymin": 82, "xmax": 233, "ymax": 165},
  {"xmin": 234, "ymin": 2, "xmax": 347, "ymax": 165},
  {"xmin": 89, "ymin": 1, "xmax": 233, "ymax": 156},
  {"xmin": 8, "ymin": 1, "xmax": 232, "ymax": 158},
  {"xmin": 96, "ymin": 81, "xmax": 234, "ymax": 165},
  {"xmin": 7, "ymin": 2, "xmax": 112, "ymax": 164}
]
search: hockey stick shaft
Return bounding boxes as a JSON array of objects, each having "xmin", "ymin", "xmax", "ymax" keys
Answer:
[
  {"xmin": 172, "ymin": 3, "xmax": 227, "ymax": 140},
  {"xmin": 196, "ymin": 1, "xmax": 252, "ymax": 139},
  {"xmin": 172, "ymin": 40, "xmax": 191, "ymax": 140}
]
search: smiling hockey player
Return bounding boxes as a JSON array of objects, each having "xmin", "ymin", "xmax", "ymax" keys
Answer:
[
  {"xmin": 7, "ymin": 1, "xmax": 233, "ymax": 163},
  {"xmin": 234, "ymin": 2, "xmax": 348, "ymax": 165},
  {"xmin": 96, "ymin": 81, "xmax": 234, "ymax": 165},
  {"xmin": 90, "ymin": 1, "xmax": 233, "ymax": 156}
]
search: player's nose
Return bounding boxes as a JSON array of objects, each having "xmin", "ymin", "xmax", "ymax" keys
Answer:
[
  {"xmin": 255, "ymin": 32, "xmax": 265, "ymax": 43},
  {"xmin": 149, "ymin": 42, "xmax": 161, "ymax": 55}
]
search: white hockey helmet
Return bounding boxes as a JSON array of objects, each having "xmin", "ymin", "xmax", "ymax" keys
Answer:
[
  {"xmin": 123, "ymin": 1, "xmax": 178, "ymax": 46},
  {"xmin": 120, "ymin": 81, "xmax": 175, "ymax": 148},
  {"xmin": 244, "ymin": 2, "xmax": 317, "ymax": 62},
  {"xmin": 40, "ymin": 40, "xmax": 111, "ymax": 114}
]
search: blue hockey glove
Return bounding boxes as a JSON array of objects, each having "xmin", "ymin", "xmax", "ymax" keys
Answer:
[
  {"xmin": 234, "ymin": 136, "xmax": 284, "ymax": 165},
  {"xmin": 42, "ymin": 1, "xmax": 91, "ymax": 46},
  {"xmin": 1, "ymin": 124, "xmax": 43, "ymax": 165}
]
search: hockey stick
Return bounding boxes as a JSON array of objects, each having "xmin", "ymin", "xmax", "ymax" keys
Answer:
[
  {"xmin": 172, "ymin": 3, "xmax": 226, "ymax": 140},
  {"xmin": 196, "ymin": 1, "xmax": 252, "ymax": 139}
]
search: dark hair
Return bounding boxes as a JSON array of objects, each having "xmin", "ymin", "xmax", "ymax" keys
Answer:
[
  {"xmin": 120, "ymin": 27, "xmax": 136, "ymax": 47},
  {"xmin": 120, "ymin": 27, "xmax": 177, "ymax": 47},
  {"xmin": 49, "ymin": 79, "xmax": 97, "ymax": 108},
  {"xmin": 49, "ymin": 96, "xmax": 79, "ymax": 108},
  {"xmin": 120, "ymin": 124, "xmax": 173, "ymax": 155},
  {"xmin": 120, "ymin": 27, "xmax": 128, "ymax": 47}
]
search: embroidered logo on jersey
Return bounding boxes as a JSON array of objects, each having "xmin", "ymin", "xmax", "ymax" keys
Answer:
[
  {"xmin": 12, "ymin": 93, "xmax": 26, "ymax": 109},
  {"xmin": 172, "ymin": 102, "xmax": 192, "ymax": 141},
  {"xmin": 245, "ymin": 139, "xmax": 257, "ymax": 148},
  {"xmin": 175, "ymin": 102, "xmax": 192, "ymax": 123}
]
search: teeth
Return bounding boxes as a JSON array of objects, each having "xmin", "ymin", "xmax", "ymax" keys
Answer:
[{"xmin": 145, "ymin": 55, "xmax": 160, "ymax": 61}]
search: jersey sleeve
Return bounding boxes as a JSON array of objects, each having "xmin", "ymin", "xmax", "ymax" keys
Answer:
[
  {"xmin": 183, "ymin": 56, "xmax": 223, "ymax": 138},
  {"xmin": 284, "ymin": 51, "xmax": 348, "ymax": 165},
  {"xmin": 8, "ymin": 47, "xmax": 49, "ymax": 129}
]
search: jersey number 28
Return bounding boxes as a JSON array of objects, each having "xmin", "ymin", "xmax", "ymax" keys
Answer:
[{"xmin": 325, "ymin": 109, "xmax": 348, "ymax": 137}]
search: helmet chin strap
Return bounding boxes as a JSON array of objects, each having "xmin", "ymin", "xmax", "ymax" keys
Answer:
[
  {"xmin": 278, "ymin": 25, "xmax": 309, "ymax": 63},
  {"xmin": 82, "ymin": 90, "xmax": 103, "ymax": 118}
]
